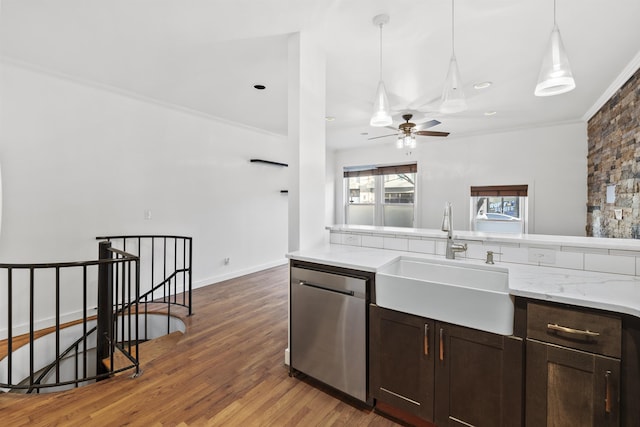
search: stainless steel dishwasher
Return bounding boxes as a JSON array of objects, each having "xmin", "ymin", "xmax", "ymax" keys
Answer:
[{"xmin": 290, "ymin": 264, "xmax": 370, "ymax": 403}]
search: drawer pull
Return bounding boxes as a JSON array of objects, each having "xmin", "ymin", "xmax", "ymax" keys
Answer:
[
  {"xmin": 547, "ymin": 323, "xmax": 600, "ymax": 338},
  {"xmin": 605, "ymin": 370, "xmax": 612, "ymax": 414},
  {"xmin": 423, "ymin": 324, "xmax": 429, "ymax": 356}
]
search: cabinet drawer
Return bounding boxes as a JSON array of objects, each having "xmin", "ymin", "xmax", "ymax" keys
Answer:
[{"xmin": 527, "ymin": 302, "xmax": 621, "ymax": 358}]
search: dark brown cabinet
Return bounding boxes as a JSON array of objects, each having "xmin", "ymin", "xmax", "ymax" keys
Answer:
[
  {"xmin": 525, "ymin": 301, "xmax": 622, "ymax": 427},
  {"xmin": 370, "ymin": 304, "xmax": 435, "ymax": 422},
  {"xmin": 370, "ymin": 305, "xmax": 523, "ymax": 427},
  {"xmin": 526, "ymin": 339, "xmax": 620, "ymax": 427},
  {"xmin": 435, "ymin": 323, "xmax": 523, "ymax": 427}
]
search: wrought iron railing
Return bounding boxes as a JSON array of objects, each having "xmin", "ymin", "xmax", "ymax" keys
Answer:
[
  {"xmin": 0, "ymin": 235, "xmax": 192, "ymax": 393},
  {"xmin": 0, "ymin": 244, "xmax": 140, "ymax": 393},
  {"xmin": 95, "ymin": 235, "xmax": 193, "ymax": 337}
]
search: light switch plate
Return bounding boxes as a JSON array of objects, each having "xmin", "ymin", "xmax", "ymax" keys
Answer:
[{"xmin": 528, "ymin": 247, "xmax": 556, "ymax": 264}]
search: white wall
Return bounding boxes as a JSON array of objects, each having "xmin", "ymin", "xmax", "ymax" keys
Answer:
[
  {"xmin": 287, "ymin": 32, "xmax": 327, "ymax": 252},
  {"xmin": 332, "ymin": 122, "xmax": 588, "ymax": 236},
  {"xmin": 0, "ymin": 61, "xmax": 288, "ymax": 281}
]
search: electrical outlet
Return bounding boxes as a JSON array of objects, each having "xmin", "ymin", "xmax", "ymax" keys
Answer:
[
  {"xmin": 528, "ymin": 247, "xmax": 556, "ymax": 264},
  {"xmin": 343, "ymin": 234, "xmax": 360, "ymax": 245},
  {"xmin": 144, "ymin": 209, "xmax": 152, "ymax": 220}
]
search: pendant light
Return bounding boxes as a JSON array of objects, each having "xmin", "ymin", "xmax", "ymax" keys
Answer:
[
  {"xmin": 370, "ymin": 14, "xmax": 393, "ymax": 127},
  {"xmin": 440, "ymin": 0, "xmax": 467, "ymax": 114},
  {"xmin": 534, "ymin": 0, "xmax": 575, "ymax": 96}
]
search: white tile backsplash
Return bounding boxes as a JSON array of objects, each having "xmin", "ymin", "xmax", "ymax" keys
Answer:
[
  {"xmin": 408, "ymin": 239, "xmax": 436, "ymax": 254},
  {"xmin": 500, "ymin": 246, "xmax": 536, "ymax": 265},
  {"xmin": 362, "ymin": 235, "xmax": 384, "ymax": 248},
  {"xmin": 383, "ymin": 237, "xmax": 409, "ymax": 251},
  {"xmin": 545, "ymin": 251, "xmax": 584, "ymax": 270},
  {"xmin": 610, "ymin": 249, "xmax": 640, "ymax": 257},
  {"xmin": 330, "ymin": 229, "xmax": 640, "ymax": 276},
  {"xmin": 561, "ymin": 246, "xmax": 609, "ymax": 254},
  {"xmin": 585, "ymin": 253, "xmax": 636, "ymax": 275}
]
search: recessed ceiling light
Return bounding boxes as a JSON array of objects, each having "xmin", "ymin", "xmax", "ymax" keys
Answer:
[
  {"xmin": 473, "ymin": 81, "xmax": 492, "ymax": 90},
  {"xmin": 325, "ymin": 116, "xmax": 335, "ymax": 122},
  {"xmin": 253, "ymin": 84, "xmax": 266, "ymax": 90},
  {"xmin": 484, "ymin": 111, "xmax": 497, "ymax": 116}
]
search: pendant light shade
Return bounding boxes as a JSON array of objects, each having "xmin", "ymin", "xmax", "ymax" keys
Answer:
[
  {"xmin": 535, "ymin": 1, "xmax": 575, "ymax": 96},
  {"xmin": 370, "ymin": 14, "xmax": 393, "ymax": 127},
  {"xmin": 440, "ymin": 54, "xmax": 467, "ymax": 114},
  {"xmin": 440, "ymin": 0, "xmax": 467, "ymax": 114},
  {"xmin": 371, "ymin": 80, "xmax": 393, "ymax": 127}
]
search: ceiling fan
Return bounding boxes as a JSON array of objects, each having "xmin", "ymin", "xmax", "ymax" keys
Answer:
[{"xmin": 367, "ymin": 113, "xmax": 450, "ymax": 141}]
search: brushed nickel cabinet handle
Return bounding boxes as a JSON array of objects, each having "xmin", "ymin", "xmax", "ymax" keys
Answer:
[
  {"xmin": 605, "ymin": 370, "xmax": 612, "ymax": 414},
  {"xmin": 439, "ymin": 328, "xmax": 444, "ymax": 361},
  {"xmin": 423, "ymin": 324, "xmax": 429, "ymax": 356},
  {"xmin": 547, "ymin": 323, "xmax": 600, "ymax": 338}
]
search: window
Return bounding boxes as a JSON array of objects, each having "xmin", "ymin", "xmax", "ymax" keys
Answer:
[
  {"xmin": 470, "ymin": 185, "xmax": 528, "ymax": 234},
  {"xmin": 345, "ymin": 164, "xmax": 417, "ymax": 228}
]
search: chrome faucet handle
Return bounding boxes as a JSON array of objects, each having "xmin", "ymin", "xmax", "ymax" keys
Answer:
[{"xmin": 485, "ymin": 250, "xmax": 502, "ymax": 264}]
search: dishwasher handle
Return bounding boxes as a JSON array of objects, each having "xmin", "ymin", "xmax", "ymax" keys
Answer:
[{"xmin": 299, "ymin": 280, "xmax": 355, "ymax": 297}]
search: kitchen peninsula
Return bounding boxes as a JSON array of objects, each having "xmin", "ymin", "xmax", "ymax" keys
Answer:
[{"xmin": 288, "ymin": 225, "xmax": 640, "ymax": 427}]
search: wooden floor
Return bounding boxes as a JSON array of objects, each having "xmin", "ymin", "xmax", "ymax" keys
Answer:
[{"xmin": 0, "ymin": 265, "xmax": 401, "ymax": 426}]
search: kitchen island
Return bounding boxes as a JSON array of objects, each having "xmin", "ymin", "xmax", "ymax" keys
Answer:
[{"xmin": 287, "ymin": 227, "xmax": 640, "ymax": 427}]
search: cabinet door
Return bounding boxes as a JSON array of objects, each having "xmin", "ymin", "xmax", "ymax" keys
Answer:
[
  {"xmin": 435, "ymin": 322, "xmax": 523, "ymax": 427},
  {"xmin": 370, "ymin": 305, "xmax": 435, "ymax": 421},
  {"xmin": 526, "ymin": 339, "xmax": 620, "ymax": 427}
]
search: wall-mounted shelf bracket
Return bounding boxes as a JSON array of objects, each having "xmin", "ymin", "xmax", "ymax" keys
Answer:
[{"xmin": 250, "ymin": 159, "xmax": 288, "ymax": 167}]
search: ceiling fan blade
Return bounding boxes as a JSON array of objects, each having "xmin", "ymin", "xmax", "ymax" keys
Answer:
[
  {"xmin": 414, "ymin": 119, "xmax": 441, "ymax": 130},
  {"xmin": 368, "ymin": 133, "xmax": 398, "ymax": 140},
  {"xmin": 416, "ymin": 130, "xmax": 450, "ymax": 137}
]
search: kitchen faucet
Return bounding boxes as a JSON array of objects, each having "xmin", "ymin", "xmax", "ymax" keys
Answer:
[{"xmin": 441, "ymin": 202, "xmax": 467, "ymax": 259}]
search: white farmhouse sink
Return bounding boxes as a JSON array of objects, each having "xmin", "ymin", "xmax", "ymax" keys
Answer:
[{"xmin": 376, "ymin": 256, "xmax": 514, "ymax": 335}]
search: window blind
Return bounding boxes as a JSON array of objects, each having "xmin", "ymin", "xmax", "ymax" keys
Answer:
[
  {"xmin": 343, "ymin": 163, "xmax": 417, "ymax": 178},
  {"xmin": 470, "ymin": 185, "xmax": 528, "ymax": 197}
]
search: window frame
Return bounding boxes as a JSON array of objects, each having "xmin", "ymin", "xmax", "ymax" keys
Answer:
[
  {"xmin": 344, "ymin": 164, "xmax": 418, "ymax": 228},
  {"xmin": 469, "ymin": 185, "xmax": 528, "ymax": 234}
]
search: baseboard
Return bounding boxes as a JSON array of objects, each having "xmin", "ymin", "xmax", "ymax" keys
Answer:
[{"xmin": 192, "ymin": 258, "xmax": 288, "ymax": 289}]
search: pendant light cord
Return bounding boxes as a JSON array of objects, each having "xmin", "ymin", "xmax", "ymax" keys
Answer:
[
  {"xmin": 451, "ymin": 0, "xmax": 455, "ymax": 56},
  {"xmin": 379, "ymin": 22, "xmax": 383, "ymax": 81},
  {"xmin": 553, "ymin": 0, "xmax": 557, "ymax": 26}
]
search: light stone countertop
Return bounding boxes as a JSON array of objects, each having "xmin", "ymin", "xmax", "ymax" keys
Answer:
[{"xmin": 287, "ymin": 244, "xmax": 640, "ymax": 319}]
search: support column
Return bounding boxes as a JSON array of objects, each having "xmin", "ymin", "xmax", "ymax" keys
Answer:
[
  {"xmin": 285, "ymin": 31, "xmax": 327, "ymax": 366},
  {"xmin": 287, "ymin": 32, "xmax": 327, "ymax": 252}
]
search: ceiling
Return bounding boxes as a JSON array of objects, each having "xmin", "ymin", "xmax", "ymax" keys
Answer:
[{"xmin": 1, "ymin": 0, "xmax": 639, "ymax": 151}]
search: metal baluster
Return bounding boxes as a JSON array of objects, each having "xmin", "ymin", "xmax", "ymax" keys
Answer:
[{"xmin": 55, "ymin": 266, "xmax": 60, "ymax": 384}]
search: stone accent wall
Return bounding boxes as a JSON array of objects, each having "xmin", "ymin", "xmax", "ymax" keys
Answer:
[{"xmin": 587, "ymin": 68, "xmax": 640, "ymax": 238}]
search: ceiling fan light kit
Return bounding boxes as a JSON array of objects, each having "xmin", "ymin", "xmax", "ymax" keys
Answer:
[
  {"xmin": 440, "ymin": 0, "xmax": 467, "ymax": 114},
  {"xmin": 535, "ymin": 0, "xmax": 576, "ymax": 96},
  {"xmin": 396, "ymin": 134, "xmax": 416, "ymax": 150},
  {"xmin": 370, "ymin": 14, "xmax": 393, "ymax": 127}
]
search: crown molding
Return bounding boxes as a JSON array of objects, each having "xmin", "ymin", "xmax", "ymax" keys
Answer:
[{"xmin": 583, "ymin": 49, "xmax": 640, "ymax": 122}]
